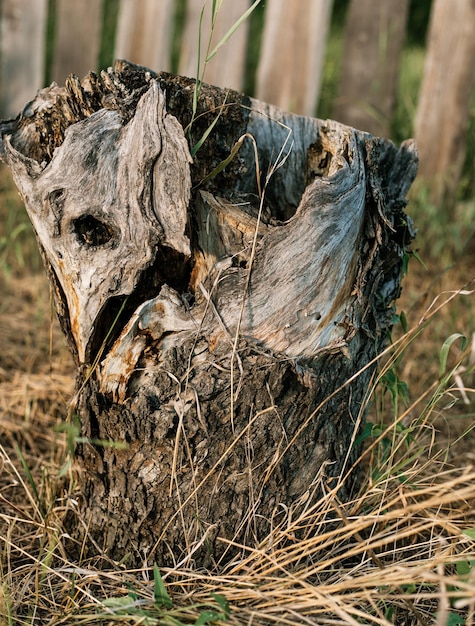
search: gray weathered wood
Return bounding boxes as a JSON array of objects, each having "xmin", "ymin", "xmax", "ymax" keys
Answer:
[
  {"xmin": 115, "ymin": 0, "xmax": 174, "ymax": 72},
  {"xmin": 2, "ymin": 82, "xmax": 190, "ymax": 364},
  {"xmin": 256, "ymin": 0, "xmax": 333, "ymax": 116},
  {"xmin": 52, "ymin": 0, "xmax": 103, "ymax": 84},
  {"xmin": 0, "ymin": 62, "xmax": 417, "ymax": 566},
  {"xmin": 334, "ymin": 0, "xmax": 409, "ymax": 137},
  {"xmin": 414, "ymin": 0, "xmax": 475, "ymax": 205},
  {"xmin": 179, "ymin": 0, "xmax": 250, "ymax": 91},
  {"xmin": 0, "ymin": 0, "xmax": 48, "ymax": 118}
]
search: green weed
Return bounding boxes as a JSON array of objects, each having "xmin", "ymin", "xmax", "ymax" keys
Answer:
[
  {"xmin": 187, "ymin": 0, "xmax": 262, "ymax": 154},
  {"xmin": 409, "ymin": 181, "xmax": 475, "ymax": 264},
  {"xmin": 54, "ymin": 417, "xmax": 128, "ymax": 479},
  {"xmin": 96, "ymin": 566, "xmax": 230, "ymax": 625}
]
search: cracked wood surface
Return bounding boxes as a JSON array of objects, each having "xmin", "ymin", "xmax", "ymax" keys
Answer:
[{"xmin": 0, "ymin": 61, "xmax": 417, "ymax": 566}]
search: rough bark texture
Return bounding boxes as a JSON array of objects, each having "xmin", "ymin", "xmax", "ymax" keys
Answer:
[{"xmin": 0, "ymin": 60, "xmax": 417, "ymax": 568}]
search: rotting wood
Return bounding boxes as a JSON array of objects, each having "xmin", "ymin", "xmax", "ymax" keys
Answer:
[{"xmin": 0, "ymin": 60, "xmax": 417, "ymax": 567}]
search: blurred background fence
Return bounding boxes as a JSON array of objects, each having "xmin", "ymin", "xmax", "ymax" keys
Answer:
[{"xmin": 1, "ymin": 0, "xmax": 475, "ymax": 207}]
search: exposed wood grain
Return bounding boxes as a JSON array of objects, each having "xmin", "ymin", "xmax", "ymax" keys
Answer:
[
  {"xmin": 190, "ymin": 190, "xmax": 269, "ymax": 290},
  {"xmin": 115, "ymin": 0, "xmax": 174, "ymax": 72},
  {"xmin": 414, "ymin": 0, "xmax": 475, "ymax": 205},
  {"xmin": 0, "ymin": 0, "xmax": 48, "ymax": 118},
  {"xmin": 1, "ymin": 0, "xmax": 473, "ymax": 215},
  {"xmin": 256, "ymin": 0, "xmax": 333, "ymax": 116},
  {"xmin": 0, "ymin": 62, "xmax": 417, "ymax": 566},
  {"xmin": 199, "ymin": 122, "xmax": 367, "ymax": 357},
  {"xmin": 334, "ymin": 0, "xmax": 409, "ymax": 137},
  {"xmin": 2, "ymin": 81, "xmax": 191, "ymax": 364},
  {"xmin": 52, "ymin": 0, "xmax": 103, "ymax": 84}
]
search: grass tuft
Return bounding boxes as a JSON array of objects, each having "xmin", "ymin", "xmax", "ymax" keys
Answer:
[
  {"xmin": 1, "ymin": 21, "xmax": 475, "ymax": 619},
  {"xmin": 1, "ymin": 229, "xmax": 474, "ymax": 623}
]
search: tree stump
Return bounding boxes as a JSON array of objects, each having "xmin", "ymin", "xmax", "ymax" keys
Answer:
[{"xmin": 0, "ymin": 60, "xmax": 417, "ymax": 568}]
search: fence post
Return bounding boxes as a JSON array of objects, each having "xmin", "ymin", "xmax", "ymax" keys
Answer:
[
  {"xmin": 414, "ymin": 0, "xmax": 475, "ymax": 206},
  {"xmin": 179, "ymin": 0, "xmax": 250, "ymax": 91},
  {"xmin": 255, "ymin": 0, "xmax": 333, "ymax": 116},
  {"xmin": 115, "ymin": 0, "xmax": 174, "ymax": 72},
  {"xmin": 334, "ymin": 0, "xmax": 409, "ymax": 138},
  {"xmin": 0, "ymin": 0, "xmax": 48, "ymax": 118},
  {"xmin": 51, "ymin": 0, "xmax": 103, "ymax": 84}
]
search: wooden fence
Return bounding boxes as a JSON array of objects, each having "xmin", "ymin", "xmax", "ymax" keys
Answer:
[{"xmin": 1, "ymin": 0, "xmax": 475, "ymax": 204}]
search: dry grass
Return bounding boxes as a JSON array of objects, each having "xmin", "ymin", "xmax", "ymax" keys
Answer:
[{"xmin": 1, "ymin": 162, "xmax": 475, "ymax": 625}]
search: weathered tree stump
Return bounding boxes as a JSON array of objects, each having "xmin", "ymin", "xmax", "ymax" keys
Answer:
[{"xmin": 0, "ymin": 61, "xmax": 417, "ymax": 567}]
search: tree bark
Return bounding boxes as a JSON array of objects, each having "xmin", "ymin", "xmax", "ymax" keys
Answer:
[
  {"xmin": 0, "ymin": 60, "xmax": 417, "ymax": 568},
  {"xmin": 334, "ymin": 0, "xmax": 409, "ymax": 137},
  {"xmin": 414, "ymin": 0, "xmax": 475, "ymax": 206}
]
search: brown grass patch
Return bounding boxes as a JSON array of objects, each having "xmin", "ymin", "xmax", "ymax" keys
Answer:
[{"xmin": 1, "ymin": 164, "xmax": 475, "ymax": 624}]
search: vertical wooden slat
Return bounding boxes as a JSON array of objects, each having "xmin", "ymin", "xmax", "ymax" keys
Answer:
[
  {"xmin": 52, "ymin": 0, "xmax": 103, "ymax": 83},
  {"xmin": 179, "ymin": 0, "xmax": 249, "ymax": 91},
  {"xmin": 414, "ymin": 0, "xmax": 475, "ymax": 205},
  {"xmin": 115, "ymin": 0, "xmax": 174, "ymax": 72},
  {"xmin": 255, "ymin": 0, "xmax": 333, "ymax": 116},
  {"xmin": 0, "ymin": 0, "xmax": 48, "ymax": 118},
  {"xmin": 334, "ymin": 0, "xmax": 409, "ymax": 138}
]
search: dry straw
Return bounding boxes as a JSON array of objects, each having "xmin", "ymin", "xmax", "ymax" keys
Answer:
[
  {"xmin": 1, "ymin": 261, "xmax": 475, "ymax": 624},
  {"xmin": 1, "ymin": 1, "xmax": 475, "ymax": 618}
]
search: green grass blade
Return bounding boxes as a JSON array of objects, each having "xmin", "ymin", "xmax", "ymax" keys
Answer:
[
  {"xmin": 211, "ymin": 0, "xmax": 224, "ymax": 26},
  {"xmin": 206, "ymin": 0, "xmax": 262, "ymax": 63},
  {"xmin": 14, "ymin": 444, "xmax": 45, "ymax": 518},
  {"xmin": 190, "ymin": 92, "xmax": 228, "ymax": 157},
  {"xmin": 0, "ymin": 582, "xmax": 14, "ymax": 626},
  {"xmin": 194, "ymin": 610, "xmax": 224, "ymax": 625},
  {"xmin": 153, "ymin": 564, "xmax": 173, "ymax": 609},
  {"xmin": 192, "ymin": 3, "xmax": 207, "ymax": 121},
  {"xmin": 197, "ymin": 131, "xmax": 261, "ymax": 196},
  {"xmin": 211, "ymin": 593, "xmax": 230, "ymax": 619},
  {"xmin": 439, "ymin": 333, "xmax": 467, "ymax": 378},
  {"xmin": 463, "ymin": 528, "xmax": 475, "ymax": 540},
  {"xmin": 198, "ymin": 133, "xmax": 247, "ymax": 184},
  {"xmin": 193, "ymin": 592, "xmax": 230, "ymax": 625},
  {"xmin": 85, "ymin": 295, "xmax": 129, "ymax": 382},
  {"xmin": 191, "ymin": 114, "xmax": 221, "ymax": 157}
]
